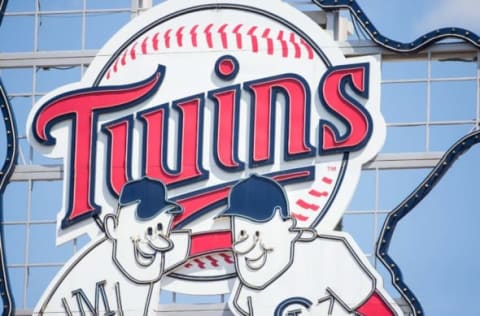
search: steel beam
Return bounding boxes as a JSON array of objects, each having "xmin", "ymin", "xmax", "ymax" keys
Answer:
[
  {"xmin": 0, "ymin": 41, "xmax": 476, "ymax": 69},
  {"xmin": 9, "ymin": 153, "xmax": 442, "ymax": 182},
  {"xmin": 0, "ymin": 50, "xmax": 97, "ymax": 68},
  {"xmin": 363, "ymin": 152, "xmax": 443, "ymax": 170}
]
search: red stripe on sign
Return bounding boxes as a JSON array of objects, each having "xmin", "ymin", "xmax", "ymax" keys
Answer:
[
  {"xmin": 296, "ymin": 199, "xmax": 320, "ymax": 211},
  {"xmin": 189, "ymin": 231, "xmax": 232, "ymax": 257}
]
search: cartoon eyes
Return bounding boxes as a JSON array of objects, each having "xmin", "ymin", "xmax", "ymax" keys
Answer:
[
  {"xmin": 232, "ymin": 229, "xmax": 271, "ymax": 255},
  {"xmin": 238, "ymin": 230, "xmax": 260, "ymax": 239},
  {"xmin": 145, "ymin": 223, "xmax": 164, "ymax": 239}
]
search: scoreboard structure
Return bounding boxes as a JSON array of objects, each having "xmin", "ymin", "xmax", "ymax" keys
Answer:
[{"xmin": 0, "ymin": 1, "xmax": 479, "ymax": 315}]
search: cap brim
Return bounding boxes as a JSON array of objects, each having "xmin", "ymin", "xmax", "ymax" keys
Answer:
[
  {"xmin": 165, "ymin": 201, "xmax": 183, "ymax": 215},
  {"xmin": 215, "ymin": 208, "xmax": 271, "ymax": 222},
  {"xmin": 214, "ymin": 207, "xmax": 237, "ymax": 219}
]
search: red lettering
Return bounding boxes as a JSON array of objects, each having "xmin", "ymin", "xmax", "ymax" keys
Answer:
[
  {"xmin": 31, "ymin": 60, "xmax": 376, "ymax": 231},
  {"xmin": 245, "ymin": 74, "xmax": 314, "ymax": 166},
  {"xmin": 32, "ymin": 67, "xmax": 163, "ymax": 227},
  {"xmin": 139, "ymin": 95, "xmax": 207, "ymax": 187},
  {"xmin": 319, "ymin": 63, "xmax": 372, "ymax": 153},
  {"xmin": 102, "ymin": 117, "xmax": 133, "ymax": 196},
  {"xmin": 209, "ymin": 86, "xmax": 244, "ymax": 170}
]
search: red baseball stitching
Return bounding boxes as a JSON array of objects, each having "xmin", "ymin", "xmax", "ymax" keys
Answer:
[
  {"xmin": 219, "ymin": 252, "xmax": 234, "ymax": 264},
  {"xmin": 322, "ymin": 176, "xmax": 333, "ymax": 184},
  {"xmin": 291, "ymin": 212, "xmax": 309, "ymax": 222},
  {"xmin": 308, "ymin": 189, "xmax": 329, "ymax": 197},
  {"xmin": 105, "ymin": 23, "xmax": 315, "ymax": 80},
  {"xmin": 292, "ymin": 167, "xmax": 335, "ymax": 222},
  {"xmin": 206, "ymin": 255, "xmax": 219, "ymax": 267},
  {"xmin": 296, "ymin": 199, "xmax": 320, "ymax": 211},
  {"xmin": 194, "ymin": 258, "xmax": 206, "ymax": 269},
  {"xmin": 183, "ymin": 252, "xmax": 234, "ymax": 269}
]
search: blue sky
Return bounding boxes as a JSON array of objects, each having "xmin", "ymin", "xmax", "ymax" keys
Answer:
[
  {"xmin": 347, "ymin": 1, "xmax": 480, "ymax": 315},
  {"xmin": 357, "ymin": 0, "xmax": 480, "ymax": 39}
]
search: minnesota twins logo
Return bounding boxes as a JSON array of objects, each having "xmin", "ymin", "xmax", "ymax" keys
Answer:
[{"xmin": 26, "ymin": 0, "xmax": 402, "ymax": 315}]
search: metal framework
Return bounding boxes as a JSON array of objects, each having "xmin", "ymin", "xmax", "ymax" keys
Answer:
[{"xmin": 1, "ymin": 0, "xmax": 478, "ymax": 315}]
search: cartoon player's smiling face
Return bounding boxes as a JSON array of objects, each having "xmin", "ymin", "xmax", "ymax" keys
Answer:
[
  {"xmin": 217, "ymin": 175, "xmax": 301, "ymax": 289},
  {"xmin": 231, "ymin": 211, "xmax": 298, "ymax": 290},
  {"xmin": 104, "ymin": 178, "xmax": 183, "ymax": 284},
  {"xmin": 130, "ymin": 212, "xmax": 173, "ymax": 267},
  {"xmin": 112, "ymin": 204, "xmax": 175, "ymax": 282}
]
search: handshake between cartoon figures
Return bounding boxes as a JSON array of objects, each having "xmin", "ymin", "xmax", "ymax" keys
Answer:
[
  {"xmin": 35, "ymin": 175, "xmax": 402, "ymax": 316},
  {"xmin": 34, "ymin": 178, "xmax": 191, "ymax": 316},
  {"xmin": 216, "ymin": 175, "xmax": 402, "ymax": 316}
]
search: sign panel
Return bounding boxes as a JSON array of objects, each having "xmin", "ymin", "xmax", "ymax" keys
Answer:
[{"xmin": 26, "ymin": 0, "xmax": 401, "ymax": 314}]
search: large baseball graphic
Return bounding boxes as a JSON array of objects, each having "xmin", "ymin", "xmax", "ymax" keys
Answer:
[{"xmin": 28, "ymin": 0, "xmax": 384, "ymax": 295}]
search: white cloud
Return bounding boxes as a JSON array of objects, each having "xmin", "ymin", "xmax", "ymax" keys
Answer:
[{"xmin": 417, "ymin": 0, "xmax": 480, "ymax": 34}]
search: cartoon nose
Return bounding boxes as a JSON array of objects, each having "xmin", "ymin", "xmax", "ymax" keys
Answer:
[
  {"xmin": 233, "ymin": 231, "xmax": 257, "ymax": 255},
  {"xmin": 150, "ymin": 235, "xmax": 173, "ymax": 251},
  {"xmin": 144, "ymin": 224, "xmax": 173, "ymax": 251},
  {"xmin": 148, "ymin": 231, "xmax": 173, "ymax": 251}
]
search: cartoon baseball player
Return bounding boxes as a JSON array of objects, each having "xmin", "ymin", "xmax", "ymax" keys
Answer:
[
  {"xmin": 218, "ymin": 175, "xmax": 401, "ymax": 316},
  {"xmin": 34, "ymin": 177, "xmax": 191, "ymax": 316}
]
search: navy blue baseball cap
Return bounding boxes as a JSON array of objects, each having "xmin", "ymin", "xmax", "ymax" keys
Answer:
[
  {"xmin": 218, "ymin": 175, "xmax": 289, "ymax": 222},
  {"xmin": 119, "ymin": 177, "xmax": 182, "ymax": 219}
]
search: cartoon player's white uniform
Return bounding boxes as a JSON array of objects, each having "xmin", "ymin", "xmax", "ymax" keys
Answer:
[
  {"xmin": 218, "ymin": 175, "xmax": 401, "ymax": 316},
  {"xmin": 34, "ymin": 178, "xmax": 191, "ymax": 316}
]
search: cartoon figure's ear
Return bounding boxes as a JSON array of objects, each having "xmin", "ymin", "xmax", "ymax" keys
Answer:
[
  {"xmin": 283, "ymin": 215, "xmax": 295, "ymax": 229},
  {"xmin": 104, "ymin": 213, "xmax": 118, "ymax": 240},
  {"xmin": 297, "ymin": 228, "xmax": 317, "ymax": 241}
]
